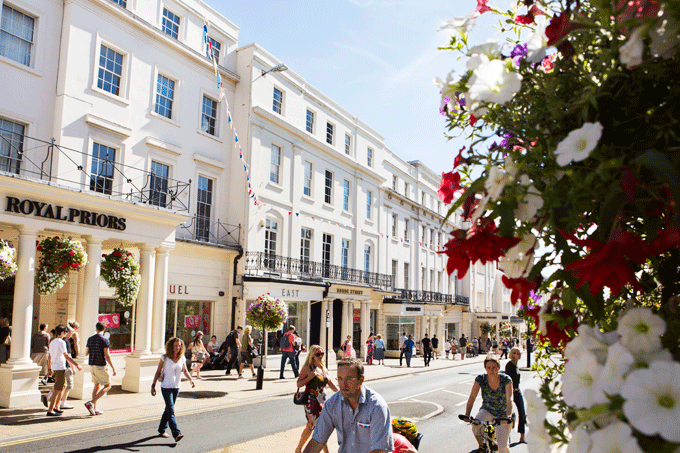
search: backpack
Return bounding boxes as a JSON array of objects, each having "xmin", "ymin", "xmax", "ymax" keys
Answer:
[
  {"xmin": 280, "ymin": 332, "xmax": 291, "ymax": 350},
  {"xmin": 460, "ymin": 337, "xmax": 467, "ymax": 347},
  {"xmin": 226, "ymin": 331, "xmax": 237, "ymax": 348}
]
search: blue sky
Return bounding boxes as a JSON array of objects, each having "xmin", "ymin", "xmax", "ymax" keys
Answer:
[{"xmin": 216, "ymin": 0, "xmax": 501, "ymax": 177}]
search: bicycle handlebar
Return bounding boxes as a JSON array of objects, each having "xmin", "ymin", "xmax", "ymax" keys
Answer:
[{"xmin": 458, "ymin": 414, "xmax": 512, "ymax": 425}]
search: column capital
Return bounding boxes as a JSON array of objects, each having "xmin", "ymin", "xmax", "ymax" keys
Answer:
[
  {"xmin": 83, "ymin": 236, "xmax": 103, "ymax": 245},
  {"xmin": 139, "ymin": 245, "xmax": 156, "ymax": 254},
  {"xmin": 17, "ymin": 227, "xmax": 38, "ymax": 236},
  {"xmin": 155, "ymin": 247, "xmax": 171, "ymax": 256}
]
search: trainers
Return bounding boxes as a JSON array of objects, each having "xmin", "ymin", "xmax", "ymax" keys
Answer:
[
  {"xmin": 238, "ymin": 374, "xmax": 243, "ymax": 379},
  {"xmin": 94, "ymin": 409, "xmax": 103, "ymax": 415},
  {"xmin": 60, "ymin": 404, "xmax": 74, "ymax": 409},
  {"xmin": 84, "ymin": 401, "xmax": 95, "ymax": 416},
  {"xmin": 46, "ymin": 411, "xmax": 61, "ymax": 417},
  {"xmin": 40, "ymin": 377, "xmax": 48, "ymax": 385},
  {"xmin": 53, "ymin": 409, "xmax": 63, "ymax": 414},
  {"xmin": 41, "ymin": 394, "xmax": 48, "ymax": 408}
]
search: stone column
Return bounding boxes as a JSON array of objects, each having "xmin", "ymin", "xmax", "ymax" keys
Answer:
[
  {"xmin": 151, "ymin": 248, "xmax": 170, "ymax": 353},
  {"xmin": 122, "ymin": 246, "xmax": 157, "ymax": 393},
  {"xmin": 0, "ymin": 229, "xmax": 40, "ymax": 407},
  {"xmin": 71, "ymin": 238, "xmax": 103, "ymax": 399},
  {"xmin": 360, "ymin": 302, "xmax": 369, "ymax": 358}
]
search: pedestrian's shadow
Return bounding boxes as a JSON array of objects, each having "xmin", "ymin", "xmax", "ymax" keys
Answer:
[
  {"xmin": 64, "ymin": 435, "xmax": 178, "ymax": 452},
  {"xmin": 2, "ymin": 414, "xmax": 91, "ymax": 425}
]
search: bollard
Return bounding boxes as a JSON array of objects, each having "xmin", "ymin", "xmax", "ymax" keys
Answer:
[{"xmin": 256, "ymin": 365, "xmax": 264, "ymax": 390}]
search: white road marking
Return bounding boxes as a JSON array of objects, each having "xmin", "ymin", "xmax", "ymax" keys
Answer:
[
  {"xmin": 442, "ymin": 390, "xmax": 469, "ymax": 398},
  {"xmin": 455, "ymin": 400, "xmax": 467, "ymax": 406},
  {"xmin": 399, "ymin": 386, "xmax": 446, "ymax": 401}
]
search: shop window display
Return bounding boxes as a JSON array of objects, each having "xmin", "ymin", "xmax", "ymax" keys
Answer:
[{"xmin": 98, "ymin": 298, "xmax": 134, "ymax": 352}]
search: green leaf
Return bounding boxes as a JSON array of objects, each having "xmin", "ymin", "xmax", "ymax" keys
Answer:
[
  {"xmin": 634, "ymin": 149, "xmax": 680, "ymax": 208},
  {"xmin": 562, "ymin": 287, "xmax": 578, "ymax": 311},
  {"xmin": 498, "ymin": 201, "xmax": 516, "ymax": 238}
]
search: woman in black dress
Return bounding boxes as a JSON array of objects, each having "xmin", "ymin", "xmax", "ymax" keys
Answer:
[{"xmin": 504, "ymin": 347, "xmax": 526, "ymax": 443}]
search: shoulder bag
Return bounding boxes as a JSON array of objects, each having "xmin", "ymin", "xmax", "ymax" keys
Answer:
[{"xmin": 293, "ymin": 387, "xmax": 309, "ymax": 405}]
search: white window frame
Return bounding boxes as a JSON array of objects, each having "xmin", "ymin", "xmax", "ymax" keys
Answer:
[
  {"xmin": 273, "ymin": 86, "xmax": 284, "ymax": 115},
  {"xmin": 324, "ymin": 169, "xmax": 333, "ymax": 205},
  {"xmin": 344, "ymin": 133, "xmax": 351, "ymax": 155},
  {"xmin": 0, "ymin": 3, "xmax": 35, "ymax": 67},
  {"xmin": 305, "ymin": 109, "xmax": 314, "ymax": 134},
  {"xmin": 151, "ymin": 66, "xmax": 181, "ymax": 125},
  {"xmin": 91, "ymin": 36, "xmax": 130, "ymax": 103},
  {"xmin": 195, "ymin": 174, "xmax": 215, "ymax": 241},
  {"xmin": 161, "ymin": 5, "xmax": 182, "ymax": 40},
  {"xmin": 326, "ymin": 121, "xmax": 334, "ymax": 145},
  {"xmin": 391, "ymin": 213, "xmax": 397, "ymax": 238},
  {"xmin": 364, "ymin": 244, "xmax": 372, "ymax": 273},
  {"xmin": 343, "ymin": 179, "xmax": 350, "ymax": 211},
  {"xmin": 303, "ymin": 160, "xmax": 313, "ymax": 197},
  {"xmin": 197, "ymin": 91, "xmax": 221, "ymax": 141},
  {"xmin": 207, "ymin": 35, "xmax": 221, "ymax": 64},
  {"xmin": 366, "ymin": 189, "xmax": 372, "ymax": 220},
  {"xmin": 404, "ymin": 218, "xmax": 410, "ymax": 241},
  {"xmin": 404, "ymin": 182, "xmax": 409, "ymax": 199},
  {"xmin": 392, "ymin": 175, "xmax": 397, "ymax": 191},
  {"xmin": 404, "ymin": 263, "xmax": 410, "ymax": 289},
  {"xmin": 367, "ymin": 147, "xmax": 373, "ymax": 167},
  {"xmin": 270, "ymin": 143, "xmax": 282, "ymax": 185}
]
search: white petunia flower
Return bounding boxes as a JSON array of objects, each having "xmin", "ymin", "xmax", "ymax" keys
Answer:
[
  {"xmin": 525, "ymin": 418, "xmax": 554, "ymax": 452},
  {"xmin": 438, "ymin": 12, "xmax": 478, "ymax": 34},
  {"xmin": 485, "ymin": 166, "xmax": 510, "ymax": 201},
  {"xmin": 564, "ymin": 325, "xmax": 621, "ymax": 363},
  {"xmin": 467, "ymin": 39, "xmax": 504, "ymax": 59},
  {"xmin": 505, "ymin": 156, "xmax": 520, "ymax": 179},
  {"xmin": 466, "ymin": 53, "xmax": 490, "ymax": 71},
  {"xmin": 562, "ymin": 350, "xmax": 608, "ymax": 408},
  {"xmin": 524, "ymin": 389, "xmax": 548, "ymax": 426},
  {"xmin": 554, "ymin": 122, "xmax": 604, "ymax": 166},
  {"xmin": 631, "ymin": 347, "xmax": 673, "ymax": 368},
  {"xmin": 617, "ymin": 307, "xmax": 666, "ymax": 353},
  {"xmin": 597, "ymin": 342, "xmax": 635, "ymax": 396},
  {"xmin": 527, "ymin": 16, "xmax": 549, "ymax": 63},
  {"xmin": 566, "ymin": 425, "xmax": 592, "ymax": 453},
  {"xmin": 619, "ymin": 26, "xmax": 646, "ymax": 68},
  {"xmin": 589, "ymin": 422, "xmax": 644, "ymax": 453},
  {"xmin": 467, "ymin": 59, "xmax": 523, "ymax": 106},
  {"xmin": 433, "ymin": 70, "xmax": 456, "ymax": 93},
  {"xmin": 499, "ymin": 233, "xmax": 536, "ymax": 278},
  {"xmin": 622, "ymin": 360, "xmax": 680, "ymax": 443},
  {"xmin": 515, "ymin": 175, "xmax": 544, "ymax": 222}
]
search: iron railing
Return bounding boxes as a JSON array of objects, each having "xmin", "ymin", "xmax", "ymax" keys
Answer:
[
  {"xmin": 0, "ymin": 130, "xmax": 191, "ymax": 212},
  {"xmin": 176, "ymin": 216, "xmax": 241, "ymax": 248},
  {"xmin": 386, "ymin": 288, "xmax": 470, "ymax": 306},
  {"xmin": 244, "ymin": 251, "xmax": 394, "ymax": 292}
]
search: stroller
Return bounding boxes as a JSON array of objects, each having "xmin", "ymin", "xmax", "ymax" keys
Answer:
[{"xmin": 466, "ymin": 344, "xmax": 477, "ymax": 358}]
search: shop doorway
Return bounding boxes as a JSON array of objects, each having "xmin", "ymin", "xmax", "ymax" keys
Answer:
[
  {"xmin": 309, "ymin": 301, "xmax": 321, "ymax": 346},
  {"xmin": 332, "ymin": 299, "xmax": 342, "ymax": 351}
]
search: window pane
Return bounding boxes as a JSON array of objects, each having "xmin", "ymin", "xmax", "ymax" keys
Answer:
[
  {"xmin": 343, "ymin": 180, "xmax": 349, "ymax": 211},
  {"xmin": 149, "ymin": 161, "xmax": 169, "ymax": 207},
  {"xmin": 270, "ymin": 144, "xmax": 281, "ymax": 184},
  {"xmin": 326, "ymin": 122, "xmax": 333, "ymax": 145},
  {"xmin": 110, "ymin": 0, "xmax": 127, "ymax": 7},
  {"xmin": 324, "ymin": 170, "xmax": 332, "ymax": 204},
  {"xmin": 366, "ymin": 190, "xmax": 372, "ymax": 219},
  {"xmin": 344, "ymin": 134, "xmax": 350, "ymax": 155},
  {"xmin": 273, "ymin": 87, "xmax": 282, "ymax": 114},
  {"xmin": 367, "ymin": 148, "xmax": 373, "ymax": 167},
  {"xmin": 201, "ymin": 96, "xmax": 217, "ymax": 135},
  {"xmin": 304, "ymin": 161, "xmax": 312, "ymax": 196},
  {"xmin": 196, "ymin": 175, "xmax": 213, "ymax": 241},
  {"xmin": 155, "ymin": 74, "xmax": 174, "ymax": 119},
  {"xmin": 89, "ymin": 142, "xmax": 116, "ymax": 194},
  {"xmin": 0, "ymin": 5, "xmax": 34, "ymax": 66},
  {"xmin": 306, "ymin": 110, "xmax": 314, "ymax": 133},
  {"xmin": 97, "ymin": 45, "xmax": 123, "ymax": 96},
  {"xmin": 207, "ymin": 36, "xmax": 220, "ymax": 62},
  {"xmin": 0, "ymin": 117, "xmax": 24, "ymax": 174},
  {"xmin": 162, "ymin": 8, "xmax": 180, "ymax": 39}
]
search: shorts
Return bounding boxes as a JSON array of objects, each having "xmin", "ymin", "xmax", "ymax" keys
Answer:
[
  {"xmin": 53, "ymin": 370, "xmax": 66, "ymax": 391},
  {"xmin": 91, "ymin": 365, "xmax": 111, "ymax": 386},
  {"xmin": 239, "ymin": 350, "xmax": 252, "ymax": 365},
  {"xmin": 65, "ymin": 367, "xmax": 74, "ymax": 389}
]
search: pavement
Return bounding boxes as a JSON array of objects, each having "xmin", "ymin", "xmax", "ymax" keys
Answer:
[{"xmin": 0, "ymin": 352, "xmax": 491, "ymax": 451}]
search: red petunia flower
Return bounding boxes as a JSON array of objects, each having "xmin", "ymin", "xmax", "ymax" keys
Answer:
[
  {"xmin": 453, "ymin": 146, "xmax": 467, "ymax": 169},
  {"xmin": 440, "ymin": 232, "xmax": 471, "ymax": 279},
  {"xmin": 475, "ymin": 0, "xmax": 493, "ymax": 15},
  {"xmin": 647, "ymin": 227, "xmax": 680, "ymax": 256},
  {"xmin": 461, "ymin": 189, "xmax": 479, "ymax": 221},
  {"xmin": 438, "ymin": 171, "xmax": 461, "ymax": 204},
  {"xmin": 464, "ymin": 222, "xmax": 521, "ymax": 265},
  {"xmin": 502, "ymin": 275, "xmax": 537, "ymax": 307},
  {"xmin": 545, "ymin": 12, "xmax": 585, "ymax": 46},
  {"xmin": 561, "ymin": 230, "xmax": 647, "ymax": 297},
  {"xmin": 68, "ymin": 250, "xmax": 75, "ymax": 256},
  {"xmin": 526, "ymin": 306, "xmax": 579, "ymax": 348},
  {"xmin": 515, "ymin": 4, "xmax": 546, "ymax": 24}
]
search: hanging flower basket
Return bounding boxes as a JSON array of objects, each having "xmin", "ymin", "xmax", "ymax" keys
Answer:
[
  {"xmin": 0, "ymin": 240, "xmax": 17, "ymax": 281},
  {"xmin": 246, "ymin": 293, "xmax": 288, "ymax": 331},
  {"xmin": 35, "ymin": 236, "xmax": 88, "ymax": 295},
  {"xmin": 100, "ymin": 247, "xmax": 141, "ymax": 306}
]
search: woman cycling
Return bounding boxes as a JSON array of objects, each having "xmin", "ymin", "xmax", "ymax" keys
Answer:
[
  {"xmin": 294, "ymin": 345, "xmax": 338, "ymax": 453},
  {"xmin": 464, "ymin": 355, "xmax": 513, "ymax": 453},
  {"xmin": 505, "ymin": 347, "xmax": 526, "ymax": 443}
]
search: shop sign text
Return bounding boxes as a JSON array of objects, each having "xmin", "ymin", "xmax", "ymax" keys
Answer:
[
  {"xmin": 169, "ymin": 285, "xmax": 189, "ymax": 295},
  {"xmin": 5, "ymin": 196, "xmax": 126, "ymax": 231},
  {"xmin": 337, "ymin": 288, "xmax": 363, "ymax": 295}
]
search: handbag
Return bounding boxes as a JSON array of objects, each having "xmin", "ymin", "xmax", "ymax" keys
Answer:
[
  {"xmin": 293, "ymin": 388, "xmax": 308, "ymax": 405},
  {"xmin": 248, "ymin": 344, "xmax": 258, "ymax": 358},
  {"xmin": 195, "ymin": 351, "xmax": 206, "ymax": 361}
]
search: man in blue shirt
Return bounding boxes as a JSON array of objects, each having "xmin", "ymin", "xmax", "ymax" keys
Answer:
[
  {"xmin": 403, "ymin": 334, "xmax": 415, "ymax": 367},
  {"xmin": 303, "ymin": 358, "xmax": 393, "ymax": 453},
  {"xmin": 84, "ymin": 322, "xmax": 116, "ymax": 416}
]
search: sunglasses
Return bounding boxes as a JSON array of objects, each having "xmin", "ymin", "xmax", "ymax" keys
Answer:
[{"xmin": 315, "ymin": 352, "xmax": 325, "ymax": 357}]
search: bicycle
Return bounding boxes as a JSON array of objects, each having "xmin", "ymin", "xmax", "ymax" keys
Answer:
[{"xmin": 458, "ymin": 414, "xmax": 512, "ymax": 453}]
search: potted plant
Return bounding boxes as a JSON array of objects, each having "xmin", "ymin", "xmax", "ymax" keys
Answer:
[
  {"xmin": 246, "ymin": 293, "xmax": 288, "ymax": 388},
  {"xmin": 0, "ymin": 240, "xmax": 17, "ymax": 281},
  {"xmin": 35, "ymin": 237, "xmax": 88, "ymax": 295},
  {"xmin": 100, "ymin": 247, "xmax": 141, "ymax": 306}
]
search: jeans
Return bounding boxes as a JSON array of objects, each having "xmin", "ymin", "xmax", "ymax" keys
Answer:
[
  {"xmin": 513, "ymin": 389, "xmax": 526, "ymax": 434},
  {"xmin": 399, "ymin": 348, "xmax": 405, "ymax": 366},
  {"xmin": 225, "ymin": 348, "xmax": 239, "ymax": 374},
  {"xmin": 279, "ymin": 351, "xmax": 299, "ymax": 378},
  {"xmin": 404, "ymin": 350, "xmax": 412, "ymax": 367},
  {"xmin": 159, "ymin": 387, "xmax": 180, "ymax": 438}
]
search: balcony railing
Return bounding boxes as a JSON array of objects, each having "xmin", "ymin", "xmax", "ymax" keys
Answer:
[
  {"xmin": 0, "ymin": 130, "xmax": 191, "ymax": 212},
  {"xmin": 176, "ymin": 216, "xmax": 241, "ymax": 248},
  {"xmin": 386, "ymin": 288, "xmax": 470, "ymax": 306},
  {"xmin": 244, "ymin": 251, "xmax": 394, "ymax": 292}
]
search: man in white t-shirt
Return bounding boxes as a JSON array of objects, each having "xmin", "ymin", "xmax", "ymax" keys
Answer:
[
  {"xmin": 46, "ymin": 324, "xmax": 81, "ymax": 416},
  {"xmin": 398, "ymin": 332, "xmax": 406, "ymax": 366}
]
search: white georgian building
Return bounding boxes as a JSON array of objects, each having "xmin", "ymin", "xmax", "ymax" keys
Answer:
[{"xmin": 0, "ymin": 0, "xmax": 242, "ymax": 407}]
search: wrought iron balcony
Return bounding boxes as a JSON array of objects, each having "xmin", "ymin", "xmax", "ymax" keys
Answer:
[
  {"xmin": 244, "ymin": 251, "xmax": 394, "ymax": 292},
  {"xmin": 176, "ymin": 216, "xmax": 241, "ymax": 248},
  {"xmin": 386, "ymin": 288, "xmax": 470, "ymax": 306},
  {"xmin": 0, "ymin": 130, "xmax": 191, "ymax": 212}
]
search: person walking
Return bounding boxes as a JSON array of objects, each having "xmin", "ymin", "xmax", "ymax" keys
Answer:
[
  {"xmin": 224, "ymin": 326, "xmax": 242, "ymax": 376},
  {"xmin": 294, "ymin": 330, "xmax": 303, "ymax": 370},
  {"xmin": 473, "ymin": 337, "xmax": 480, "ymax": 357},
  {"xmin": 403, "ymin": 334, "xmax": 415, "ymax": 367},
  {"xmin": 444, "ymin": 338, "xmax": 451, "ymax": 359},
  {"xmin": 365, "ymin": 332, "xmax": 375, "ymax": 365},
  {"xmin": 451, "ymin": 337, "xmax": 459, "ymax": 359},
  {"xmin": 421, "ymin": 333, "xmax": 432, "ymax": 367},
  {"xmin": 279, "ymin": 325, "xmax": 299, "ymax": 379},
  {"xmin": 373, "ymin": 334, "xmax": 385, "ymax": 365},
  {"xmin": 505, "ymin": 347, "xmax": 526, "ymax": 443},
  {"xmin": 238, "ymin": 325, "xmax": 256, "ymax": 378},
  {"xmin": 501, "ymin": 339, "xmax": 509, "ymax": 359},
  {"xmin": 68, "ymin": 321, "xmax": 81, "ymax": 359},
  {"xmin": 46, "ymin": 325, "xmax": 81, "ymax": 416},
  {"xmin": 151, "ymin": 337, "xmax": 195, "ymax": 442},
  {"xmin": 341, "ymin": 335, "xmax": 354, "ymax": 359},
  {"xmin": 303, "ymin": 358, "xmax": 394, "ymax": 453},
  {"xmin": 83, "ymin": 322, "xmax": 116, "ymax": 415},
  {"xmin": 189, "ymin": 332, "xmax": 209, "ymax": 379},
  {"xmin": 459, "ymin": 334, "xmax": 468, "ymax": 360},
  {"xmin": 31, "ymin": 322, "xmax": 50, "ymax": 378},
  {"xmin": 398, "ymin": 332, "xmax": 406, "ymax": 366},
  {"xmin": 295, "ymin": 345, "xmax": 338, "ymax": 453},
  {"xmin": 431, "ymin": 334, "xmax": 439, "ymax": 360}
]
